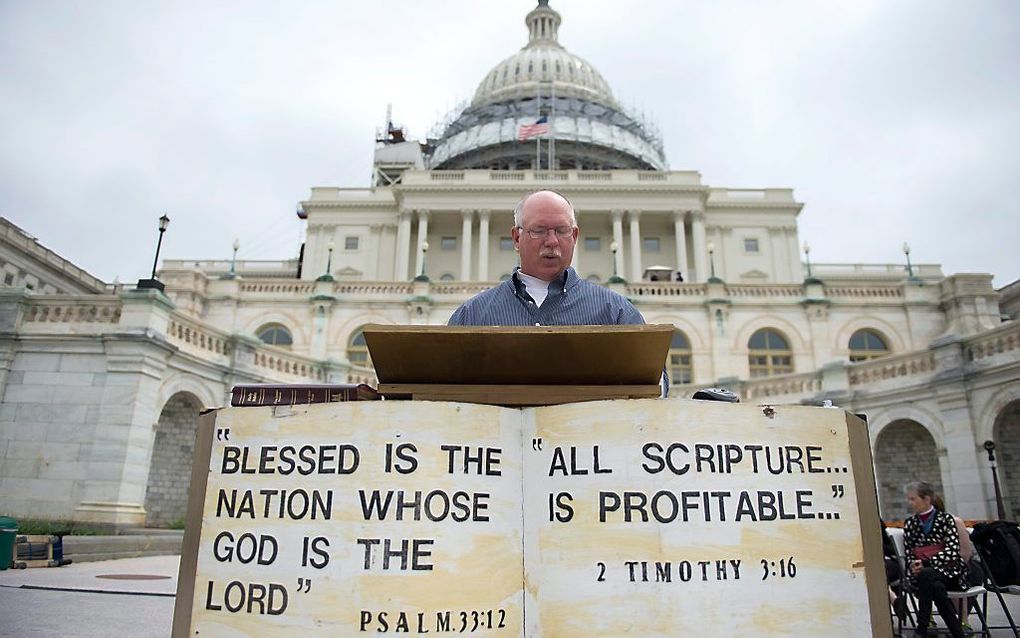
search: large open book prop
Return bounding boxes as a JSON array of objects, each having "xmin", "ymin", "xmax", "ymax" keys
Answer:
[
  {"xmin": 363, "ymin": 324, "xmax": 673, "ymax": 404},
  {"xmin": 172, "ymin": 399, "xmax": 890, "ymax": 636}
]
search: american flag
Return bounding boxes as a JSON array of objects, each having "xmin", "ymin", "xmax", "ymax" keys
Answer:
[{"xmin": 517, "ymin": 116, "xmax": 550, "ymax": 141}]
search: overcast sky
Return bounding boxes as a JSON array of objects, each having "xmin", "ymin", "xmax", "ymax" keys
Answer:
[{"xmin": 1, "ymin": 0, "xmax": 1017, "ymax": 287}]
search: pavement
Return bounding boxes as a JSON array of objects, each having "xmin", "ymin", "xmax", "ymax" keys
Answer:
[
  {"xmin": 0, "ymin": 554, "xmax": 1018, "ymax": 637},
  {"xmin": 0, "ymin": 555, "xmax": 177, "ymax": 638}
]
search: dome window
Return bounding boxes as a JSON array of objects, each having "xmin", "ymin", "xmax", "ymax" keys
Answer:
[{"xmin": 528, "ymin": 61, "xmax": 533, "ymax": 73}]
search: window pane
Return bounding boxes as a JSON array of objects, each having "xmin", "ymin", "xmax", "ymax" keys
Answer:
[
  {"xmin": 257, "ymin": 324, "xmax": 292, "ymax": 346},
  {"xmin": 441, "ymin": 237, "xmax": 457, "ymax": 251},
  {"xmin": 849, "ymin": 329, "xmax": 889, "ymax": 355},
  {"xmin": 499, "ymin": 237, "xmax": 514, "ymax": 251},
  {"xmin": 866, "ymin": 332, "xmax": 887, "ymax": 350},
  {"xmin": 848, "ymin": 331, "xmax": 867, "ymax": 350},
  {"xmin": 670, "ymin": 331, "xmax": 689, "ymax": 348},
  {"xmin": 765, "ymin": 330, "xmax": 789, "ymax": 350},
  {"xmin": 344, "ymin": 236, "xmax": 359, "ymax": 250},
  {"xmin": 643, "ymin": 237, "xmax": 660, "ymax": 252},
  {"xmin": 744, "ymin": 238, "xmax": 759, "ymax": 253},
  {"xmin": 584, "ymin": 237, "xmax": 601, "ymax": 252},
  {"xmin": 749, "ymin": 331, "xmax": 768, "ymax": 349}
]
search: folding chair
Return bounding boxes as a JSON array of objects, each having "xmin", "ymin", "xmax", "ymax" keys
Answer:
[{"xmin": 973, "ymin": 544, "xmax": 1020, "ymax": 637}]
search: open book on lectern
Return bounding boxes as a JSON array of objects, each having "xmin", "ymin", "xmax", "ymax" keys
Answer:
[{"xmin": 172, "ymin": 397, "xmax": 891, "ymax": 636}]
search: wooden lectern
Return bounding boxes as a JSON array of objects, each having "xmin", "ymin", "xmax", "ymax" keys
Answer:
[{"xmin": 363, "ymin": 324, "xmax": 673, "ymax": 405}]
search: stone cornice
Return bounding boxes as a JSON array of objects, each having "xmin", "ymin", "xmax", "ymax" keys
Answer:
[{"xmin": 706, "ymin": 201, "xmax": 805, "ymax": 211}]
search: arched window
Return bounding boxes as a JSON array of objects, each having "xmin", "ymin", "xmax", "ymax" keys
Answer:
[
  {"xmin": 256, "ymin": 323, "xmax": 292, "ymax": 347},
  {"xmin": 748, "ymin": 329, "xmax": 793, "ymax": 377},
  {"xmin": 348, "ymin": 330, "xmax": 371, "ymax": 368},
  {"xmin": 849, "ymin": 329, "xmax": 890, "ymax": 362},
  {"xmin": 667, "ymin": 330, "xmax": 693, "ymax": 384},
  {"xmin": 439, "ymin": 273, "xmax": 455, "ymax": 281}
]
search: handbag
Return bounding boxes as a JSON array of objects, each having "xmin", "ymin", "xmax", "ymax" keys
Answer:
[{"xmin": 912, "ymin": 543, "xmax": 944, "ymax": 561}]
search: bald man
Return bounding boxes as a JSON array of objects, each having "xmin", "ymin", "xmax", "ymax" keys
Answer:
[{"xmin": 448, "ymin": 190, "xmax": 644, "ymax": 327}]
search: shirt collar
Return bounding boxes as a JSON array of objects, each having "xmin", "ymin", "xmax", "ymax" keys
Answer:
[{"xmin": 511, "ymin": 266, "xmax": 578, "ymax": 296}]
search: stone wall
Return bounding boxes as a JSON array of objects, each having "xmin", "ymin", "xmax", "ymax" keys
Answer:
[
  {"xmin": 0, "ymin": 346, "xmax": 106, "ymax": 518},
  {"xmin": 874, "ymin": 420, "xmax": 943, "ymax": 521},
  {"xmin": 144, "ymin": 392, "xmax": 202, "ymax": 527}
]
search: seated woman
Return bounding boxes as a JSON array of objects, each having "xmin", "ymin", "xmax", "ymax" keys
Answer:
[{"xmin": 903, "ymin": 481, "xmax": 967, "ymax": 638}]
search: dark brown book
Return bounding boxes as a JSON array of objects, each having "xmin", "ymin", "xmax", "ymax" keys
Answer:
[{"xmin": 230, "ymin": 384, "xmax": 380, "ymax": 407}]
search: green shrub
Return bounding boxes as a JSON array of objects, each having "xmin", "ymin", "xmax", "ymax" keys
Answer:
[{"xmin": 8, "ymin": 518, "xmax": 107, "ymax": 536}]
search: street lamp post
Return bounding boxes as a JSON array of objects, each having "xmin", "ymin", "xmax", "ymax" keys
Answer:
[
  {"xmin": 983, "ymin": 440, "xmax": 1008, "ymax": 520},
  {"xmin": 414, "ymin": 241, "xmax": 430, "ymax": 282},
  {"xmin": 224, "ymin": 238, "xmax": 240, "ymax": 279},
  {"xmin": 136, "ymin": 214, "xmax": 170, "ymax": 292},
  {"xmin": 707, "ymin": 241, "xmax": 722, "ymax": 283},
  {"xmin": 608, "ymin": 241, "xmax": 625, "ymax": 284},
  {"xmin": 903, "ymin": 242, "xmax": 918, "ymax": 281},
  {"xmin": 316, "ymin": 240, "xmax": 336, "ymax": 282}
]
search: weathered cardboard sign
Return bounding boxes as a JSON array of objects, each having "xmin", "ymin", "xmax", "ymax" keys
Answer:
[{"xmin": 173, "ymin": 400, "xmax": 889, "ymax": 637}]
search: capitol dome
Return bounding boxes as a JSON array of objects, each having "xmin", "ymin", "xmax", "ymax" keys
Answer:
[{"xmin": 427, "ymin": 0, "xmax": 667, "ymax": 171}]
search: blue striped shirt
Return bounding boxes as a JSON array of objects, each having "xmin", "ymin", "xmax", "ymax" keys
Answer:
[{"xmin": 448, "ymin": 267, "xmax": 645, "ymax": 326}]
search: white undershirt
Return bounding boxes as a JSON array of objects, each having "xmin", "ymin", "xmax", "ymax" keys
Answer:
[{"xmin": 518, "ymin": 272, "xmax": 551, "ymax": 307}]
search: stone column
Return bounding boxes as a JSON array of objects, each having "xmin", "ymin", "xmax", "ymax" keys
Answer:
[
  {"xmin": 414, "ymin": 209, "xmax": 430, "ymax": 279},
  {"xmin": 628, "ymin": 210, "xmax": 643, "ymax": 281},
  {"xmin": 460, "ymin": 209, "xmax": 474, "ymax": 281},
  {"xmin": 691, "ymin": 211, "xmax": 708, "ymax": 283},
  {"xmin": 673, "ymin": 210, "xmax": 689, "ymax": 281},
  {"xmin": 611, "ymin": 209, "xmax": 625, "ymax": 279},
  {"xmin": 477, "ymin": 209, "xmax": 491, "ymax": 280},
  {"xmin": 395, "ymin": 210, "xmax": 412, "ymax": 280}
]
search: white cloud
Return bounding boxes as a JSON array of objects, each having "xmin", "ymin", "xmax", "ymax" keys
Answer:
[{"xmin": 1, "ymin": 0, "xmax": 1017, "ymax": 285}]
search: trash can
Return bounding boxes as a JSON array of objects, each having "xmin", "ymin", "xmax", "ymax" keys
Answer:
[{"xmin": 0, "ymin": 516, "xmax": 17, "ymax": 571}]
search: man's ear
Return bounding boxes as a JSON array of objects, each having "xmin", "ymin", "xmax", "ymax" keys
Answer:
[{"xmin": 511, "ymin": 225, "xmax": 522, "ymax": 251}]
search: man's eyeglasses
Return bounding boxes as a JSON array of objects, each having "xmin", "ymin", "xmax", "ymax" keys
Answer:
[{"xmin": 519, "ymin": 226, "xmax": 574, "ymax": 239}]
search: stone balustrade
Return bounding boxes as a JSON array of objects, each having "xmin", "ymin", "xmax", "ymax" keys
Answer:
[
  {"xmin": 624, "ymin": 283, "xmax": 707, "ymax": 297},
  {"xmin": 847, "ymin": 349, "xmax": 936, "ymax": 387},
  {"xmin": 251, "ymin": 346, "xmax": 327, "ymax": 382},
  {"xmin": 742, "ymin": 371, "xmax": 824, "ymax": 401},
  {"xmin": 167, "ymin": 315, "xmax": 231, "ymax": 362},
  {"xmin": 21, "ymin": 296, "xmax": 123, "ymax": 325},
  {"xmin": 965, "ymin": 320, "xmax": 1020, "ymax": 363}
]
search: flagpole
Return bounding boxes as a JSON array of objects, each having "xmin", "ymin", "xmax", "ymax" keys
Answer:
[
  {"xmin": 550, "ymin": 80, "xmax": 555, "ymax": 170},
  {"xmin": 535, "ymin": 81, "xmax": 541, "ymax": 170}
]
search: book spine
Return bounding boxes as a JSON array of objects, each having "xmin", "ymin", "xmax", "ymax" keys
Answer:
[{"xmin": 230, "ymin": 386, "xmax": 378, "ymax": 407}]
